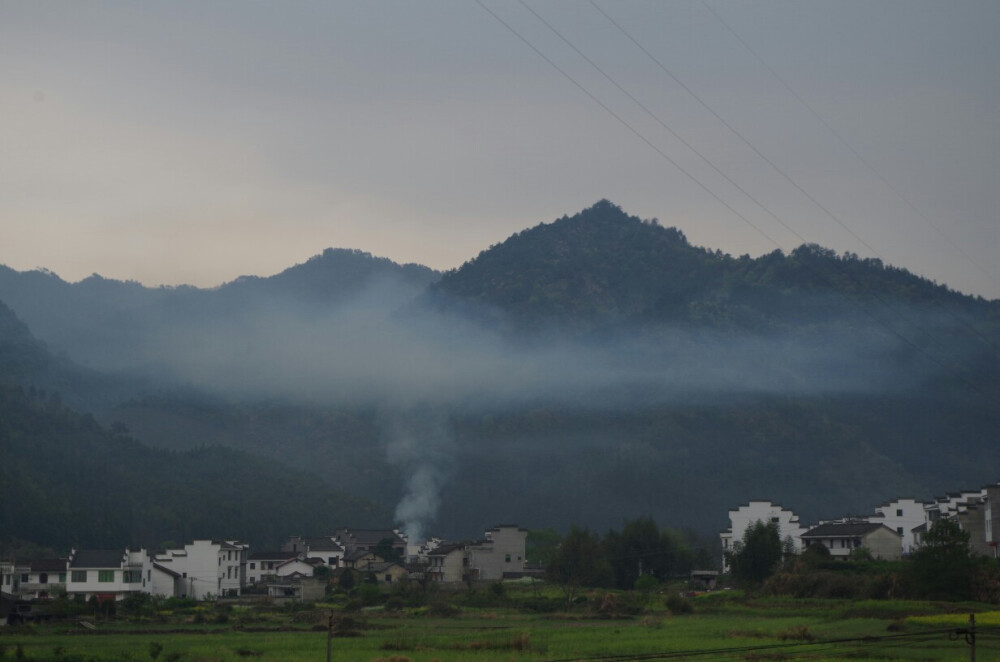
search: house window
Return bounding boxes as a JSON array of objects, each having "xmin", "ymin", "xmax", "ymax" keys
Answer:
[
  {"xmin": 59, "ymin": 573, "xmax": 66, "ymax": 582},
  {"xmin": 39, "ymin": 573, "xmax": 48, "ymax": 584},
  {"xmin": 505, "ymin": 554, "xmax": 511, "ymax": 563},
  {"xmin": 98, "ymin": 570, "xmax": 115, "ymax": 583},
  {"xmin": 897, "ymin": 527, "xmax": 904, "ymax": 535},
  {"xmin": 770, "ymin": 517, "xmax": 779, "ymax": 523},
  {"xmin": 123, "ymin": 571, "xmax": 141, "ymax": 583},
  {"xmin": 21, "ymin": 573, "xmax": 29, "ymax": 583},
  {"xmin": 71, "ymin": 571, "xmax": 87, "ymax": 583},
  {"xmin": 385, "ymin": 574, "xmax": 392, "ymax": 583},
  {"xmin": 250, "ymin": 562, "xmax": 256, "ymax": 570},
  {"xmin": 896, "ymin": 509, "xmax": 903, "ymax": 517}
]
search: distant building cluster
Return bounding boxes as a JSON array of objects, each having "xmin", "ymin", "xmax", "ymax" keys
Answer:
[
  {"xmin": 721, "ymin": 480, "xmax": 1000, "ymax": 569},
  {"xmin": 1, "ymin": 525, "xmax": 531, "ymax": 607}
]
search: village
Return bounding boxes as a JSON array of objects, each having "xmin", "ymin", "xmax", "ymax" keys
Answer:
[
  {"xmin": 2, "ymin": 479, "xmax": 997, "ymax": 614},
  {"xmin": 721, "ymin": 480, "xmax": 1000, "ymax": 569},
  {"xmin": 1, "ymin": 525, "xmax": 536, "ymax": 609}
]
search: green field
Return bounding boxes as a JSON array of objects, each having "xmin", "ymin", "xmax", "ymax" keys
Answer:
[{"xmin": 2, "ymin": 591, "xmax": 997, "ymax": 661}]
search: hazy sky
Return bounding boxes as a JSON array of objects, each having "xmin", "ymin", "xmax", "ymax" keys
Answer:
[{"xmin": 2, "ymin": 1, "xmax": 997, "ymax": 298}]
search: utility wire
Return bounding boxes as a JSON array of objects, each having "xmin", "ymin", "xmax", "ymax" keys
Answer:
[
  {"xmin": 589, "ymin": 0, "xmax": 997, "ymax": 358},
  {"xmin": 698, "ymin": 0, "xmax": 999, "ymax": 351},
  {"xmin": 473, "ymin": 0, "xmax": 781, "ymax": 249},
  {"xmin": 700, "ymin": 0, "xmax": 999, "ymax": 293},
  {"xmin": 541, "ymin": 626, "xmax": 963, "ymax": 661},
  {"xmin": 585, "ymin": 1, "xmax": 995, "ymax": 394},
  {"xmin": 489, "ymin": 0, "xmax": 994, "ymax": 401}
]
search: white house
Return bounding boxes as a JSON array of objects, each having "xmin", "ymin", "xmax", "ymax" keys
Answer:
[
  {"xmin": 153, "ymin": 540, "xmax": 249, "ymax": 600},
  {"xmin": 66, "ymin": 549, "xmax": 151, "ymax": 602},
  {"xmin": 466, "ymin": 525, "xmax": 527, "ymax": 581},
  {"xmin": 275, "ymin": 557, "xmax": 321, "ymax": 578},
  {"xmin": 801, "ymin": 522, "xmax": 902, "ymax": 560},
  {"xmin": 281, "ymin": 537, "xmax": 344, "ymax": 568},
  {"xmin": 0, "ymin": 559, "xmax": 66, "ymax": 601},
  {"xmin": 248, "ymin": 551, "xmax": 299, "ymax": 585},
  {"xmin": 872, "ymin": 498, "xmax": 927, "ymax": 555}
]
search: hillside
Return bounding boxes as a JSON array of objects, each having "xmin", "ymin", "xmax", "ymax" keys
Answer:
[
  {"xmin": 0, "ymin": 202, "xmax": 996, "ymax": 542},
  {"xmin": 0, "ymin": 249, "xmax": 439, "ymax": 381},
  {"xmin": 0, "ymin": 303, "xmax": 389, "ymax": 551},
  {"xmin": 432, "ymin": 200, "xmax": 996, "ymax": 333}
]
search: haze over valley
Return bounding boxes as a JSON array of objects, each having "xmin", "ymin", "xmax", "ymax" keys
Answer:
[{"xmin": 1, "ymin": 202, "xmax": 996, "ymax": 550}]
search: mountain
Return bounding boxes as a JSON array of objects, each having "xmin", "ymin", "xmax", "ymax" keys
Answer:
[
  {"xmin": 432, "ymin": 200, "xmax": 996, "ymax": 334},
  {"xmin": 0, "ymin": 201, "xmax": 996, "ymax": 543},
  {"xmin": 0, "ymin": 303, "xmax": 389, "ymax": 551},
  {"xmin": 0, "ymin": 248, "xmax": 439, "ymax": 381}
]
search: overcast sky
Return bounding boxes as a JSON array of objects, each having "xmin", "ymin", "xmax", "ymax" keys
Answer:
[{"xmin": 2, "ymin": 1, "xmax": 997, "ymax": 299}]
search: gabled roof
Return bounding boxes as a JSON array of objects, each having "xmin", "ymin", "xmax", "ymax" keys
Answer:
[
  {"xmin": 802, "ymin": 522, "xmax": 894, "ymax": 538},
  {"xmin": 29, "ymin": 559, "xmax": 67, "ymax": 572},
  {"xmin": 428, "ymin": 543, "xmax": 465, "ymax": 557},
  {"xmin": 152, "ymin": 563, "xmax": 181, "ymax": 579},
  {"xmin": 305, "ymin": 537, "xmax": 344, "ymax": 552},
  {"xmin": 249, "ymin": 551, "xmax": 299, "ymax": 561},
  {"xmin": 336, "ymin": 529, "xmax": 404, "ymax": 546},
  {"xmin": 367, "ymin": 561, "xmax": 406, "ymax": 573},
  {"xmin": 70, "ymin": 550, "xmax": 124, "ymax": 569},
  {"xmin": 344, "ymin": 550, "xmax": 382, "ymax": 562}
]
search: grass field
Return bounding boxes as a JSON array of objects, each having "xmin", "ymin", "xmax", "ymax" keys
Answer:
[{"xmin": 2, "ymin": 590, "xmax": 997, "ymax": 661}]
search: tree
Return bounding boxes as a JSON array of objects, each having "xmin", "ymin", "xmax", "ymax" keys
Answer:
[
  {"xmin": 908, "ymin": 518, "xmax": 976, "ymax": 600},
  {"xmin": 374, "ymin": 537, "xmax": 402, "ymax": 562},
  {"xmin": 546, "ymin": 526, "xmax": 613, "ymax": 603},
  {"xmin": 604, "ymin": 517, "xmax": 693, "ymax": 590},
  {"xmin": 726, "ymin": 520, "xmax": 783, "ymax": 586}
]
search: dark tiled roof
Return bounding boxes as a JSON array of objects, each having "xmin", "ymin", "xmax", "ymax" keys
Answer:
[
  {"xmin": 367, "ymin": 562, "xmax": 404, "ymax": 573},
  {"xmin": 152, "ymin": 563, "xmax": 181, "ymax": 579},
  {"xmin": 249, "ymin": 551, "xmax": 299, "ymax": 561},
  {"xmin": 802, "ymin": 522, "xmax": 889, "ymax": 538},
  {"xmin": 30, "ymin": 559, "xmax": 67, "ymax": 572},
  {"xmin": 344, "ymin": 550, "xmax": 380, "ymax": 562},
  {"xmin": 337, "ymin": 529, "xmax": 404, "ymax": 545},
  {"xmin": 428, "ymin": 543, "xmax": 465, "ymax": 557},
  {"xmin": 70, "ymin": 550, "xmax": 124, "ymax": 569},
  {"xmin": 305, "ymin": 538, "xmax": 343, "ymax": 552}
]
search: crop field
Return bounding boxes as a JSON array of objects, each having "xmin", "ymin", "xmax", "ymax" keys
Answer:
[{"xmin": 2, "ymin": 591, "xmax": 998, "ymax": 661}]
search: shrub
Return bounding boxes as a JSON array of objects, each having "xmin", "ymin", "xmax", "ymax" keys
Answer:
[{"xmin": 664, "ymin": 592, "xmax": 694, "ymax": 615}]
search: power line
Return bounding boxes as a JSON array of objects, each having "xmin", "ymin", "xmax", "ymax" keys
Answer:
[
  {"xmin": 473, "ymin": 0, "xmax": 781, "ymax": 249},
  {"xmin": 486, "ymin": 1, "xmax": 995, "ymax": 401},
  {"xmin": 699, "ymin": 0, "xmax": 999, "ymax": 294},
  {"xmin": 541, "ymin": 626, "xmax": 965, "ymax": 661},
  {"xmin": 575, "ymin": 0, "xmax": 995, "ymax": 394},
  {"xmin": 697, "ymin": 0, "xmax": 998, "ymax": 351}
]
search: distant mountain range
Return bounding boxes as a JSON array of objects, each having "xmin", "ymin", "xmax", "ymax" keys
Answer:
[{"xmin": 0, "ymin": 201, "xmax": 996, "ymax": 550}]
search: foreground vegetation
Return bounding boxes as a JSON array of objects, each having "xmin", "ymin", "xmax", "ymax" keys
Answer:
[{"xmin": 3, "ymin": 584, "xmax": 999, "ymax": 662}]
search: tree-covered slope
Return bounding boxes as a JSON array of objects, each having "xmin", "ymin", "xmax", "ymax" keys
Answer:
[
  {"xmin": 0, "ymin": 302, "xmax": 389, "ymax": 551},
  {"xmin": 0, "ymin": 249, "xmax": 439, "ymax": 379},
  {"xmin": 432, "ymin": 200, "xmax": 997, "ymax": 334}
]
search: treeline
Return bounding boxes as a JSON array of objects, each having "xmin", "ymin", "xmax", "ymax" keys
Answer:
[
  {"xmin": 0, "ymin": 385, "xmax": 389, "ymax": 553},
  {"xmin": 541, "ymin": 518, "xmax": 715, "ymax": 600},
  {"xmin": 728, "ymin": 520, "xmax": 1000, "ymax": 604}
]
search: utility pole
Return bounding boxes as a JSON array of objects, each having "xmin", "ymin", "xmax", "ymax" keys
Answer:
[
  {"xmin": 326, "ymin": 613, "xmax": 334, "ymax": 662},
  {"xmin": 953, "ymin": 613, "xmax": 976, "ymax": 662},
  {"xmin": 969, "ymin": 613, "xmax": 976, "ymax": 662}
]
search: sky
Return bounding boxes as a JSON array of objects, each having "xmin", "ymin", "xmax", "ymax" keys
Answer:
[{"xmin": 2, "ymin": 1, "xmax": 998, "ymax": 299}]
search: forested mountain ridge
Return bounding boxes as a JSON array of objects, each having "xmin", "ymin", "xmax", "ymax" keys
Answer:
[
  {"xmin": 432, "ymin": 200, "xmax": 997, "ymax": 333},
  {"xmin": 0, "ymin": 202, "xmax": 996, "ymax": 546},
  {"xmin": 0, "ymin": 248, "xmax": 439, "ymax": 380},
  {"xmin": 0, "ymin": 302, "xmax": 388, "ymax": 552}
]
